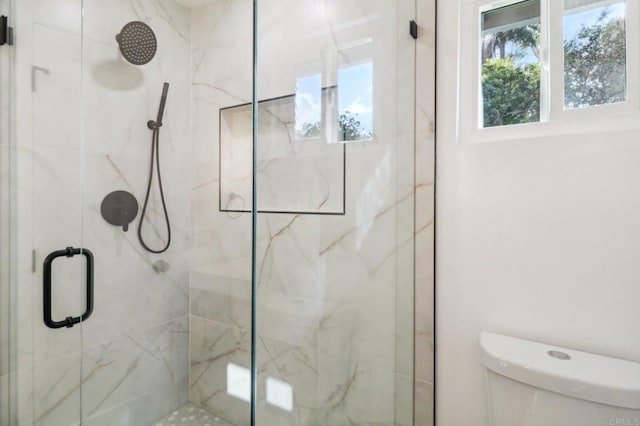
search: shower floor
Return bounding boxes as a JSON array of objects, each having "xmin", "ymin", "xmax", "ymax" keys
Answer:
[{"xmin": 152, "ymin": 403, "xmax": 234, "ymax": 426}]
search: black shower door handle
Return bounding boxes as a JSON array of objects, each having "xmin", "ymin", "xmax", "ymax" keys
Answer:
[{"xmin": 43, "ymin": 247, "xmax": 94, "ymax": 329}]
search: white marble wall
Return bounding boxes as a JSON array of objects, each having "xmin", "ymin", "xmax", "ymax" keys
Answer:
[
  {"xmin": 189, "ymin": 0, "xmax": 432, "ymax": 424},
  {"xmin": 5, "ymin": 0, "xmax": 193, "ymax": 424}
]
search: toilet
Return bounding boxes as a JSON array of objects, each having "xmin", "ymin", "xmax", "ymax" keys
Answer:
[{"xmin": 481, "ymin": 332, "xmax": 640, "ymax": 426}]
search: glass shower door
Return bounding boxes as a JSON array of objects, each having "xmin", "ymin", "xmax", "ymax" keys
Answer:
[
  {"xmin": 0, "ymin": 0, "xmax": 12, "ymax": 423},
  {"xmin": 0, "ymin": 0, "xmax": 86, "ymax": 425},
  {"xmin": 253, "ymin": 1, "xmax": 417, "ymax": 424}
]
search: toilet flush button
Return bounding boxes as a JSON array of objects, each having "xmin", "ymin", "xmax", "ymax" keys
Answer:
[{"xmin": 548, "ymin": 350, "xmax": 571, "ymax": 360}]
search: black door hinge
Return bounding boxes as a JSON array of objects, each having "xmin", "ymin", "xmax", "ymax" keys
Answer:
[
  {"xmin": 1, "ymin": 16, "xmax": 14, "ymax": 46},
  {"xmin": 410, "ymin": 20, "xmax": 418, "ymax": 40}
]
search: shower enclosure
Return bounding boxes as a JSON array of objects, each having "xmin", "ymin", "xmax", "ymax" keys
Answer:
[{"xmin": 0, "ymin": 0, "xmax": 435, "ymax": 424}]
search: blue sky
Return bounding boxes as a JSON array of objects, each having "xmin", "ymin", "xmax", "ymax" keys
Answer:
[{"xmin": 564, "ymin": 1, "xmax": 625, "ymax": 41}]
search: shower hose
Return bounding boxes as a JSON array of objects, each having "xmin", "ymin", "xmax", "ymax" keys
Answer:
[{"xmin": 137, "ymin": 126, "xmax": 171, "ymax": 254}]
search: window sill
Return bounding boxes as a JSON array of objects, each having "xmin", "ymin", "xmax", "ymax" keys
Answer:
[{"xmin": 458, "ymin": 108, "xmax": 640, "ymax": 144}]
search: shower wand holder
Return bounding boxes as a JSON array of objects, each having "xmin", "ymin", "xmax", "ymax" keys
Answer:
[{"xmin": 147, "ymin": 119, "xmax": 162, "ymax": 130}]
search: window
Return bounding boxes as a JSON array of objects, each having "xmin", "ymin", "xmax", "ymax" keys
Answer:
[
  {"xmin": 563, "ymin": 0, "xmax": 627, "ymax": 109},
  {"xmin": 481, "ymin": 0, "xmax": 541, "ymax": 127},
  {"xmin": 460, "ymin": 0, "xmax": 638, "ymax": 139}
]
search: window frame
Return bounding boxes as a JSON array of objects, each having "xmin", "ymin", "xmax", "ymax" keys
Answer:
[{"xmin": 458, "ymin": 0, "xmax": 640, "ymax": 143}]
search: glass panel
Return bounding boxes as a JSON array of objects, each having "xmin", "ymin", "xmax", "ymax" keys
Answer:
[
  {"xmin": 481, "ymin": 0, "xmax": 541, "ymax": 127},
  {"xmin": 563, "ymin": 0, "xmax": 627, "ymax": 109},
  {"xmin": 0, "ymin": 1, "xmax": 85, "ymax": 424},
  {"xmin": 188, "ymin": 2, "xmax": 255, "ymax": 425},
  {"xmin": 0, "ymin": 0, "xmax": 12, "ymax": 422},
  {"xmin": 255, "ymin": 0, "xmax": 416, "ymax": 424}
]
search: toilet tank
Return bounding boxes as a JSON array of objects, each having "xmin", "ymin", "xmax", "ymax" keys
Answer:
[{"xmin": 480, "ymin": 332, "xmax": 640, "ymax": 426}]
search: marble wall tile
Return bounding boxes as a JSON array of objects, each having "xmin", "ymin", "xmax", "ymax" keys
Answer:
[
  {"xmin": 191, "ymin": 271, "xmax": 252, "ymax": 330},
  {"xmin": 81, "ymin": 316, "xmax": 189, "ymax": 423},
  {"xmin": 255, "ymin": 336, "xmax": 318, "ymax": 426},
  {"xmin": 32, "ymin": 352, "xmax": 82, "ymax": 426},
  {"xmin": 189, "ymin": 314, "xmax": 320, "ymax": 426},
  {"xmin": 82, "ymin": 389, "xmax": 186, "ymax": 426},
  {"xmin": 24, "ymin": 0, "xmax": 82, "ymax": 35},
  {"xmin": 190, "ymin": 221, "xmax": 253, "ymax": 282},
  {"xmin": 30, "ymin": 24, "xmax": 82, "ymax": 152},
  {"xmin": 189, "ymin": 315, "xmax": 252, "ymax": 425},
  {"xmin": 0, "ymin": 367, "xmax": 36, "ymax": 426},
  {"xmin": 28, "ymin": 316, "xmax": 189, "ymax": 426},
  {"xmin": 317, "ymin": 352, "xmax": 396, "ymax": 426},
  {"xmin": 191, "ymin": 0, "xmax": 253, "ymax": 100},
  {"xmin": 82, "ymin": 0, "xmax": 191, "ymax": 46},
  {"xmin": 80, "ymin": 153, "xmax": 191, "ymax": 349}
]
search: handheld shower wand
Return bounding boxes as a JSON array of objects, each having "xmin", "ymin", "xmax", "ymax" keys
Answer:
[
  {"xmin": 147, "ymin": 82, "xmax": 169, "ymax": 130},
  {"xmin": 138, "ymin": 82, "xmax": 171, "ymax": 254}
]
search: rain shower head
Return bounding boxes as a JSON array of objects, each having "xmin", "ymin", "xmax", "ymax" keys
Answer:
[{"xmin": 115, "ymin": 21, "xmax": 157, "ymax": 65}]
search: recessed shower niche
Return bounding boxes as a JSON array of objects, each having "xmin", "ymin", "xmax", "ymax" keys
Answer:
[{"xmin": 220, "ymin": 86, "xmax": 346, "ymax": 215}]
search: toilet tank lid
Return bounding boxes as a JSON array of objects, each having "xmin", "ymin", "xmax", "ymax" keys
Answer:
[{"xmin": 480, "ymin": 332, "xmax": 640, "ymax": 409}]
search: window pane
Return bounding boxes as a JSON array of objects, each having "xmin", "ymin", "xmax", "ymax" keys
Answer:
[
  {"xmin": 563, "ymin": 0, "xmax": 627, "ymax": 109},
  {"xmin": 338, "ymin": 62, "xmax": 373, "ymax": 142},
  {"xmin": 481, "ymin": 0, "xmax": 541, "ymax": 128},
  {"xmin": 295, "ymin": 74, "xmax": 322, "ymax": 139}
]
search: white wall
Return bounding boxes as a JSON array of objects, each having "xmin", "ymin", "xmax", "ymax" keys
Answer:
[{"xmin": 436, "ymin": 1, "xmax": 640, "ymax": 425}]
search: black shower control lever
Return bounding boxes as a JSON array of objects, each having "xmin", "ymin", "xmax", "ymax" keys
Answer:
[{"xmin": 43, "ymin": 247, "xmax": 94, "ymax": 329}]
